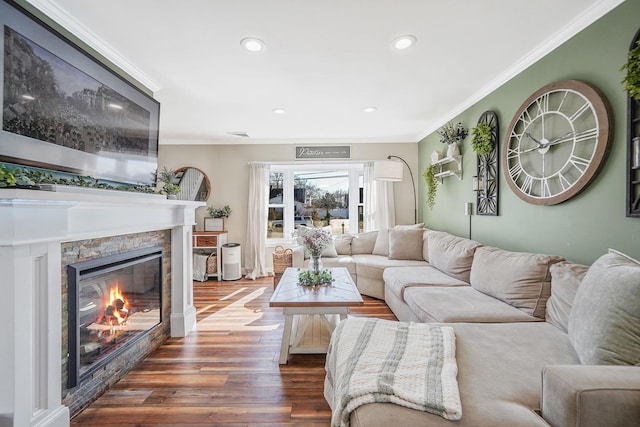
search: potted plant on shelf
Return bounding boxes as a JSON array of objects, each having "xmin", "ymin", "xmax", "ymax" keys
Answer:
[
  {"xmin": 158, "ymin": 167, "xmax": 181, "ymax": 199},
  {"xmin": 423, "ymin": 164, "xmax": 439, "ymax": 210},
  {"xmin": 437, "ymin": 121, "xmax": 468, "ymax": 157},
  {"xmin": 471, "ymin": 121, "xmax": 494, "ymax": 156},
  {"xmin": 621, "ymin": 39, "xmax": 640, "ymax": 101},
  {"xmin": 206, "ymin": 205, "xmax": 232, "ymax": 231}
]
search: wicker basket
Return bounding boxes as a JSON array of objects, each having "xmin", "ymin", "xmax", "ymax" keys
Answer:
[
  {"xmin": 273, "ymin": 245, "xmax": 293, "ymax": 274},
  {"xmin": 207, "ymin": 253, "xmax": 217, "ymax": 274}
]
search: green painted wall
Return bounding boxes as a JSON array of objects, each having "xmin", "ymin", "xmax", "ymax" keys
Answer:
[{"xmin": 418, "ymin": 0, "xmax": 640, "ymax": 265}]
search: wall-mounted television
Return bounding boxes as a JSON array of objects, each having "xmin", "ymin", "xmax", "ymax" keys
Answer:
[{"xmin": 1, "ymin": 0, "xmax": 159, "ymax": 186}]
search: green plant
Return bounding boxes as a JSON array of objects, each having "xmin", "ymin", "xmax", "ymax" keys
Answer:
[
  {"xmin": 161, "ymin": 182, "xmax": 181, "ymax": 195},
  {"xmin": 0, "ymin": 164, "xmax": 17, "ymax": 187},
  {"xmin": 207, "ymin": 205, "xmax": 232, "ymax": 218},
  {"xmin": 621, "ymin": 40, "xmax": 640, "ymax": 101},
  {"xmin": 423, "ymin": 164, "xmax": 439, "ymax": 210},
  {"xmin": 437, "ymin": 121, "xmax": 468, "ymax": 145},
  {"xmin": 297, "ymin": 269, "xmax": 334, "ymax": 287},
  {"xmin": 471, "ymin": 121, "xmax": 494, "ymax": 156},
  {"xmin": 158, "ymin": 166, "xmax": 179, "ymax": 185}
]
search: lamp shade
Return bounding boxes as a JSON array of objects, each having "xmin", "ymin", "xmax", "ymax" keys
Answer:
[{"xmin": 374, "ymin": 160, "xmax": 403, "ymax": 182}]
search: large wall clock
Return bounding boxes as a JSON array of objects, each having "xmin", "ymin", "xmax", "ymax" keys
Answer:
[{"xmin": 502, "ymin": 80, "xmax": 612, "ymax": 205}]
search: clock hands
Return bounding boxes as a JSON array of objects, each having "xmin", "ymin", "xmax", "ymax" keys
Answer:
[{"xmin": 520, "ymin": 130, "xmax": 594, "ymax": 154}]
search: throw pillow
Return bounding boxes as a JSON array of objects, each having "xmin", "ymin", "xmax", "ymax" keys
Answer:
[
  {"xmin": 372, "ymin": 223, "xmax": 424, "ymax": 257},
  {"xmin": 568, "ymin": 249, "xmax": 640, "ymax": 365},
  {"xmin": 470, "ymin": 246, "xmax": 564, "ymax": 319},
  {"xmin": 428, "ymin": 231, "xmax": 482, "ymax": 283},
  {"xmin": 334, "ymin": 234, "xmax": 352, "ymax": 255},
  {"xmin": 350, "ymin": 231, "xmax": 378, "ymax": 254},
  {"xmin": 372, "ymin": 227, "xmax": 390, "ymax": 256},
  {"xmin": 546, "ymin": 261, "xmax": 589, "ymax": 333},
  {"xmin": 388, "ymin": 228, "xmax": 424, "ymax": 260}
]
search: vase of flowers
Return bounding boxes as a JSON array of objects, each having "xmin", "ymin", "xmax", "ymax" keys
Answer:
[
  {"xmin": 437, "ymin": 121, "xmax": 468, "ymax": 157},
  {"xmin": 298, "ymin": 227, "xmax": 332, "ymax": 273}
]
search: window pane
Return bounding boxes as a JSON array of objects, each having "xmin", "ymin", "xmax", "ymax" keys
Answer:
[
  {"xmin": 269, "ymin": 172, "xmax": 284, "ymax": 204},
  {"xmin": 268, "ymin": 207, "xmax": 284, "ymax": 238},
  {"xmin": 294, "ymin": 170, "xmax": 349, "ymax": 234}
]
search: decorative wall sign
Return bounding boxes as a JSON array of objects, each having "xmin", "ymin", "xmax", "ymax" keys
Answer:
[
  {"xmin": 296, "ymin": 145, "xmax": 351, "ymax": 159},
  {"xmin": 475, "ymin": 111, "xmax": 499, "ymax": 216},
  {"xmin": 0, "ymin": 1, "xmax": 160, "ymax": 185}
]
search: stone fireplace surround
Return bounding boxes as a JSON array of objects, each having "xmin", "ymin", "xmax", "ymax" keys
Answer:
[{"xmin": 0, "ymin": 188, "xmax": 204, "ymax": 427}]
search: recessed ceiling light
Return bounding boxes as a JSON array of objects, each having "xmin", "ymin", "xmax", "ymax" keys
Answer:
[
  {"xmin": 240, "ymin": 37, "xmax": 265, "ymax": 52},
  {"xmin": 392, "ymin": 35, "xmax": 417, "ymax": 50},
  {"xmin": 363, "ymin": 107, "xmax": 377, "ymax": 113},
  {"xmin": 272, "ymin": 108, "xmax": 286, "ymax": 114}
]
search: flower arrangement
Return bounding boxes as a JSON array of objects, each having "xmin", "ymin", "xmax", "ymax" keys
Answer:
[
  {"xmin": 298, "ymin": 227, "xmax": 332, "ymax": 257},
  {"xmin": 297, "ymin": 269, "xmax": 334, "ymax": 287},
  {"xmin": 437, "ymin": 121, "xmax": 468, "ymax": 145}
]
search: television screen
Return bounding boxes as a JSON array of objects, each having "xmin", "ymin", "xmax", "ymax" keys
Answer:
[{"xmin": 1, "ymin": 1, "xmax": 159, "ymax": 185}]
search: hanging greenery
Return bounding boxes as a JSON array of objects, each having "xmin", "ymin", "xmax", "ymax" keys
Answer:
[
  {"xmin": 471, "ymin": 122, "xmax": 494, "ymax": 156},
  {"xmin": 423, "ymin": 164, "xmax": 439, "ymax": 210},
  {"xmin": 621, "ymin": 39, "xmax": 640, "ymax": 101}
]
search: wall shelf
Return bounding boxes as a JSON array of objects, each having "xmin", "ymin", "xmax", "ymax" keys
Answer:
[{"xmin": 432, "ymin": 155, "xmax": 462, "ymax": 181}]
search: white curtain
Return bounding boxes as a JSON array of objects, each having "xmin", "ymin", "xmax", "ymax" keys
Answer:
[
  {"xmin": 244, "ymin": 162, "xmax": 269, "ymax": 280},
  {"xmin": 363, "ymin": 161, "xmax": 396, "ymax": 231}
]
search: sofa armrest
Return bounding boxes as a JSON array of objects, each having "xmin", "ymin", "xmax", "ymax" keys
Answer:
[{"xmin": 541, "ymin": 365, "xmax": 640, "ymax": 427}]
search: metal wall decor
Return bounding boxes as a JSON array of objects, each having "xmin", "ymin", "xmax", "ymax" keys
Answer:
[
  {"xmin": 475, "ymin": 111, "xmax": 499, "ymax": 215},
  {"xmin": 626, "ymin": 27, "xmax": 640, "ymax": 218}
]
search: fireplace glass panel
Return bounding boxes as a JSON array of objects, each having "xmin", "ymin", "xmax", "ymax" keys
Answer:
[{"xmin": 68, "ymin": 247, "xmax": 162, "ymax": 387}]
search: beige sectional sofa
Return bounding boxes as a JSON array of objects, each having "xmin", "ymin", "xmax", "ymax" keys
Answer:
[
  {"xmin": 320, "ymin": 227, "xmax": 640, "ymax": 427},
  {"xmin": 292, "ymin": 224, "xmax": 429, "ymax": 299}
]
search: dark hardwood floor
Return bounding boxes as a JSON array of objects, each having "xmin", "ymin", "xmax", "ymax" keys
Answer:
[{"xmin": 71, "ymin": 276, "xmax": 396, "ymax": 426}]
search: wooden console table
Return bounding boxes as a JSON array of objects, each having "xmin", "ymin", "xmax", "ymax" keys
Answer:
[{"xmin": 193, "ymin": 231, "xmax": 228, "ymax": 281}]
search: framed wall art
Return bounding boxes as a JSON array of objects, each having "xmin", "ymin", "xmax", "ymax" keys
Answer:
[{"xmin": 0, "ymin": 0, "xmax": 160, "ymax": 185}]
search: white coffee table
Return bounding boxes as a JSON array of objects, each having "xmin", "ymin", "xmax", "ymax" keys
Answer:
[{"xmin": 269, "ymin": 267, "xmax": 363, "ymax": 364}]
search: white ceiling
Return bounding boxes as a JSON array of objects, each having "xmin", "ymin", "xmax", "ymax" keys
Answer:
[{"xmin": 28, "ymin": 0, "xmax": 623, "ymax": 145}]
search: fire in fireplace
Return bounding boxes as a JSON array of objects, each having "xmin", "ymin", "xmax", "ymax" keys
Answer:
[{"xmin": 67, "ymin": 246, "xmax": 163, "ymax": 388}]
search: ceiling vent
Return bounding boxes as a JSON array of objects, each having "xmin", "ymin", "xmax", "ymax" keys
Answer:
[{"xmin": 228, "ymin": 132, "xmax": 250, "ymax": 138}]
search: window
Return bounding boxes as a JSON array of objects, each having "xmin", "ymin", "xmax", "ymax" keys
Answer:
[{"xmin": 268, "ymin": 163, "xmax": 364, "ymax": 241}]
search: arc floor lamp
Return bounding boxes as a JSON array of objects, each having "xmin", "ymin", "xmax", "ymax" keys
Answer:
[{"xmin": 373, "ymin": 155, "xmax": 417, "ymax": 224}]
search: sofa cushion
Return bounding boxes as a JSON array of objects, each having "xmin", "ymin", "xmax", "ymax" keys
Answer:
[
  {"xmin": 568, "ymin": 249, "xmax": 640, "ymax": 366},
  {"xmin": 388, "ymin": 228, "xmax": 424, "ymax": 260},
  {"xmin": 372, "ymin": 224, "xmax": 424, "ymax": 257},
  {"xmin": 427, "ymin": 231, "xmax": 481, "ymax": 283},
  {"xmin": 470, "ymin": 246, "xmax": 563, "ymax": 319},
  {"xmin": 383, "ymin": 266, "xmax": 468, "ymax": 300},
  {"xmin": 316, "ymin": 255, "xmax": 356, "ymax": 276},
  {"xmin": 352, "ymin": 254, "xmax": 428, "ymax": 282},
  {"xmin": 349, "ymin": 322, "xmax": 580, "ymax": 427},
  {"xmin": 421, "ymin": 229, "xmax": 431, "ymax": 262},
  {"xmin": 546, "ymin": 261, "xmax": 589, "ymax": 333},
  {"xmin": 372, "ymin": 227, "xmax": 390, "ymax": 256},
  {"xmin": 404, "ymin": 286, "xmax": 542, "ymax": 323},
  {"xmin": 334, "ymin": 234, "xmax": 352, "ymax": 255},
  {"xmin": 350, "ymin": 231, "xmax": 378, "ymax": 254}
]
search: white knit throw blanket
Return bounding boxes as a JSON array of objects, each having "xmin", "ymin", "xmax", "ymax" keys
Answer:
[{"xmin": 324, "ymin": 317, "xmax": 461, "ymax": 427}]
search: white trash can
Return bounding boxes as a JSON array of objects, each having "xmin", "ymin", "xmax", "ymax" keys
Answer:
[{"xmin": 221, "ymin": 243, "xmax": 242, "ymax": 280}]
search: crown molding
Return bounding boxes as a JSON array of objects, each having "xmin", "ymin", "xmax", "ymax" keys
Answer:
[
  {"xmin": 24, "ymin": 0, "xmax": 161, "ymax": 93},
  {"xmin": 417, "ymin": 0, "xmax": 626, "ymax": 141}
]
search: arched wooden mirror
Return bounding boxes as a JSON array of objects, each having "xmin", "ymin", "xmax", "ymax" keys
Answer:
[{"xmin": 175, "ymin": 167, "xmax": 211, "ymax": 201}]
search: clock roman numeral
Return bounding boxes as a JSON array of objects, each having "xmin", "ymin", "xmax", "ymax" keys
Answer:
[
  {"xmin": 558, "ymin": 172, "xmax": 572, "ymax": 191},
  {"xmin": 574, "ymin": 127, "xmax": 598, "ymax": 143},
  {"xmin": 535, "ymin": 93, "xmax": 550, "ymax": 116},
  {"xmin": 541, "ymin": 177, "xmax": 551, "ymax": 198},
  {"xmin": 509, "ymin": 161, "xmax": 523, "ymax": 182},
  {"xmin": 569, "ymin": 101, "xmax": 592, "ymax": 122},
  {"xmin": 507, "ymin": 147, "xmax": 519, "ymax": 160},
  {"xmin": 569, "ymin": 154, "xmax": 591, "ymax": 172},
  {"xmin": 521, "ymin": 175, "xmax": 534, "ymax": 195},
  {"xmin": 520, "ymin": 109, "xmax": 534, "ymax": 127}
]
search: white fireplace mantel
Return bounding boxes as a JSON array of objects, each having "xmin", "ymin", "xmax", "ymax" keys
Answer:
[{"xmin": 0, "ymin": 188, "xmax": 205, "ymax": 427}]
